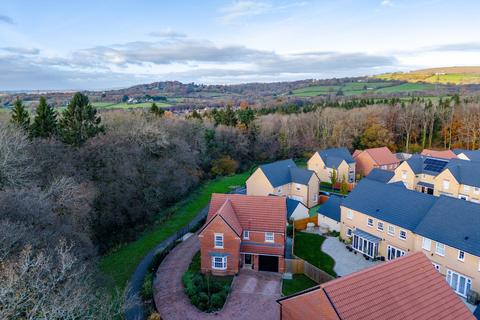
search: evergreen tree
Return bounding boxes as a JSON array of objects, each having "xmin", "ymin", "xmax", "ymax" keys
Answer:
[
  {"xmin": 237, "ymin": 107, "xmax": 255, "ymax": 128},
  {"xmin": 150, "ymin": 103, "xmax": 165, "ymax": 117},
  {"xmin": 31, "ymin": 96, "xmax": 58, "ymax": 138},
  {"xmin": 340, "ymin": 175, "xmax": 349, "ymax": 195},
  {"xmin": 10, "ymin": 97, "xmax": 30, "ymax": 130},
  {"xmin": 330, "ymin": 169, "xmax": 338, "ymax": 187},
  {"xmin": 59, "ymin": 92, "xmax": 104, "ymax": 146}
]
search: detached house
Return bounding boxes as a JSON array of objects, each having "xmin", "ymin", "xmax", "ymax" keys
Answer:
[
  {"xmin": 454, "ymin": 149, "xmax": 480, "ymax": 161},
  {"xmin": 421, "ymin": 148, "xmax": 458, "ymax": 159},
  {"xmin": 308, "ymin": 147, "xmax": 355, "ymax": 183},
  {"xmin": 278, "ymin": 252, "xmax": 475, "ymax": 320},
  {"xmin": 434, "ymin": 159, "xmax": 480, "ymax": 202},
  {"xmin": 199, "ymin": 194, "xmax": 286, "ymax": 275},
  {"xmin": 353, "ymin": 146, "xmax": 399, "ymax": 176},
  {"xmin": 340, "ymin": 178, "xmax": 480, "ymax": 298},
  {"xmin": 246, "ymin": 159, "xmax": 319, "ymax": 208}
]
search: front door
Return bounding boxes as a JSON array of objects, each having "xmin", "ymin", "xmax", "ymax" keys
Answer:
[
  {"xmin": 447, "ymin": 269, "xmax": 472, "ymax": 297},
  {"xmin": 244, "ymin": 254, "xmax": 252, "ymax": 269},
  {"xmin": 387, "ymin": 245, "xmax": 405, "ymax": 261}
]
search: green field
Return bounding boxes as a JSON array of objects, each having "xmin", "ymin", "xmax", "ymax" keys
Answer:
[
  {"xmin": 375, "ymin": 70, "xmax": 480, "ymax": 85},
  {"xmin": 291, "ymin": 80, "xmax": 440, "ymax": 97},
  {"xmin": 91, "ymin": 101, "xmax": 171, "ymax": 109},
  {"xmin": 100, "ymin": 171, "xmax": 249, "ymax": 289}
]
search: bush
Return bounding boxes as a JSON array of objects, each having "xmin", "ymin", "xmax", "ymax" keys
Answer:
[
  {"xmin": 286, "ymin": 224, "xmax": 293, "ymax": 237},
  {"xmin": 182, "ymin": 251, "xmax": 233, "ymax": 312},
  {"xmin": 141, "ymin": 272, "xmax": 154, "ymax": 301},
  {"xmin": 211, "ymin": 155, "xmax": 239, "ymax": 176}
]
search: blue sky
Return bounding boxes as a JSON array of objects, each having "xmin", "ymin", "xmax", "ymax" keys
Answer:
[{"xmin": 1, "ymin": 0, "xmax": 480, "ymax": 90}]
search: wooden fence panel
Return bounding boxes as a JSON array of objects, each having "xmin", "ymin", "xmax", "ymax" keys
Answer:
[
  {"xmin": 293, "ymin": 215, "xmax": 318, "ymax": 230},
  {"xmin": 303, "ymin": 260, "xmax": 334, "ymax": 284},
  {"xmin": 285, "ymin": 258, "xmax": 304, "ymax": 274}
]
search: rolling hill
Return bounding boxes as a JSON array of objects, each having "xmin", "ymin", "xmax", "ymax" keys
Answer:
[{"xmin": 374, "ymin": 66, "xmax": 480, "ymax": 85}]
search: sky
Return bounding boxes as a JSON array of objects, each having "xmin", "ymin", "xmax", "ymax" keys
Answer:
[{"xmin": 1, "ymin": 0, "xmax": 480, "ymax": 90}]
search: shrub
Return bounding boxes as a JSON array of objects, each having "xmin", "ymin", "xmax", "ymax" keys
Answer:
[
  {"xmin": 141, "ymin": 272, "xmax": 154, "ymax": 301},
  {"xmin": 286, "ymin": 224, "xmax": 293, "ymax": 237},
  {"xmin": 211, "ymin": 155, "xmax": 239, "ymax": 176}
]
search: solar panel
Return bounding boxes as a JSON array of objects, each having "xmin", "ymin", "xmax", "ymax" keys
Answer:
[{"xmin": 423, "ymin": 158, "xmax": 448, "ymax": 173}]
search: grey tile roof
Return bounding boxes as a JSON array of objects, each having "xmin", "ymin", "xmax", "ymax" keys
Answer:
[
  {"xmin": 474, "ymin": 305, "xmax": 480, "ymax": 319},
  {"xmin": 445, "ymin": 159, "xmax": 480, "ymax": 188},
  {"xmin": 318, "ymin": 147, "xmax": 355, "ymax": 169},
  {"xmin": 415, "ymin": 196, "xmax": 480, "ymax": 257},
  {"xmin": 405, "ymin": 154, "xmax": 449, "ymax": 176},
  {"xmin": 317, "ymin": 195, "xmax": 343, "ymax": 222},
  {"xmin": 453, "ymin": 149, "xmax": 480, "ymax": 161},
  {"xmin": 341, "ymin": 179, "xmax": 436, "ymax": 230},
  {"xmin": 286, "ymin": 198, "xmax": 306, "ymax": 220},
  {"xmin": 259, "ymin": 159, "xmax": 315, "ymax": 188},
  {"xmin": 365, "ymin": 168, "xmax": 394, "ymax": 183}
]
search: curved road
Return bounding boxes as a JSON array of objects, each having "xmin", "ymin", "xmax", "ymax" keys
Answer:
[{"xmin": 154, "ymin": 234, "xmax": 281, "ymax": 320}]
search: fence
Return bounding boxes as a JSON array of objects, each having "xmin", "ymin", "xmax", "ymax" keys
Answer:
[
  {"xmin": 285, "ymin": 257, "xmax": 334, "ymax": 285},
  {"xmin": 293, "ymin": 215, "xmax": 318, "ymax": 230}
]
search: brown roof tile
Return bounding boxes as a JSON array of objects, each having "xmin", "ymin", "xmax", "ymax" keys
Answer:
[
  {"xmin": 363, "ymin": 147, "xmax": 399, "ymax": 165},
  {"xmin": 421, "ymin": 149, "xmax": 458, "ymax": 159},
  {"xmin": 207, "ymin": 194, "xmax": 286, "ymax": 233},
  {"xmin": 240, "ymin": 243, "xmax": 284, "ymax": 256},
  {"xmin": 279, "ymin": 252, "xmax": 474, "ymax": 320}
]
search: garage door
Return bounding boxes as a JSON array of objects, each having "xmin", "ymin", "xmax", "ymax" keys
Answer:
[{"xmin": 258, "ymin": 255, "xmax": 278, "ymax": 272}]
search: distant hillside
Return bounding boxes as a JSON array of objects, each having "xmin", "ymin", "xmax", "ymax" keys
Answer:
[{"xmin": 374, "ymin": 66, "xmax": 480, "ymax": 85}]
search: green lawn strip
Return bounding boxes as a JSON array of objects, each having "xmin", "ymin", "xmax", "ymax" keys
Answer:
[
  {"xmin": 99, "ymin": 171, "xmax": 249, "ymax": 289},
  {"xmin": 182, "ymin": 251, "xmax": 233, "ymax": 312},
  {"xmin": 294, "ymin": 232, "xmax": 336, "ymax": 277},
  {"xmin": 282, "ymin": 274, "xmax": 317, "ymax": 296},
  {"xmin": 309, "ymin": 205, "xmax": 320, "ymax": 217}
]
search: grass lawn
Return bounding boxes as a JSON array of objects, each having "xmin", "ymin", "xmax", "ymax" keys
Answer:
[
  {"xmin": 294, "ymin": 232, "xmax": 336, "ymax": 277},
  {"xmin": 309, "ymin": 205, "xmax": 320, "ymax": 217},
  {"xmin": 92, "ymin": 101, "xmax": 171, "ymax": 109},
  {"xmin": 100, "ymin": 171, "xmax": 250, "ymax": 289},
  {"xmin": 282, "ymin": 274, "xmax": 317, "ymax": 296}
]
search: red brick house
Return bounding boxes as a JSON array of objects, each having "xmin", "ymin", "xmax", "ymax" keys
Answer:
[
  {"xmin": 277, "ymin": 252, "xmax": 475, "ymax": 320},
  {"xmin": 198, "ymin": 193, "xmax": 286, "ymax": 276},
  {"xmin": 353, "ymin": 147, "xmax": 399, "ymax": 176}
]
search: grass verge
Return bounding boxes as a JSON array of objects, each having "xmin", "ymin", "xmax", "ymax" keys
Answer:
[
  {"xmin": 100, "ymin": 171, "xmax": 249, "ymax": 289},
  {"xmin": 294, "ymin": 232, "xmax": 336, "ymax": 277},
  {"xmin": 182, "ymin": 251, "xmax": 233, "ymax": 313},
  {"xmin": 282, "ymin": 274, "xmax": 317, "ymax": 296}
]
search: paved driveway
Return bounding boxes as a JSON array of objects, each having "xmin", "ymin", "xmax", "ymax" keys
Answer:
[
  {"xmin": 322, "ymin": 236, "xmax": 380, "ymax": 276},
  {"xmin": 154, "ymin": 234, "xmax": 281, "ymax": 320}
]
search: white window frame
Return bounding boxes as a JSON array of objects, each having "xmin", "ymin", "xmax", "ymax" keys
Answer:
[
  {"xmin": 432, "ymin": 262, "xmax": 441, "ymax": 272},
  {"xmin": 436, "ymin": 242, "xmax": 445, "ymax": 256},
  {"xmin": 347, "ymin": 209, "xmax": 353, "ymax": 220},
  {"xmin": 277, "ymin": 186, "xmax": 282, "ymax": 193},
  {"xmin": 446, "ymin": 269, "xmax": 472, "ymax": 297},
  {"xmin": 458, "ymin": 194, "xmax": 469, "ymax": 201},
  {"xmin": 214, "ymin": 233, "xmax": 224, "ymax": 249},
  {"xmin": 387, "ymin": 225, "xmax": 395, "ymax": 236},
  {"xmin": 212, "ymin": 256, "xmax": 227, "ymax": 270},
  {"xmin": 367, "ymin": 218, "xmax": 374, "ymax": 227},
  {"xmin": 422, "ymin": 237, "xmax": 431, "ymax": 251},
  {"xmin": 377, "ymin": 221, "xmax": 384, "ymax": 232},
  {"xmin": 243, "ymin": 230, "xmax": 250, "ymax": 240},
  {"xmin": 443, "ymin": 179, "xmax": 450, "ymax": 190},
  {"xmin": 458, "ymin": 250, "xmax": 465, "ymax": 262},
  {"xmin": 401, "ymin": 170, "xmax": 407, "ymax": 180},
  {"xmin": 399, "ymin": 230, "xmax": 407, "ymax": 240},
  {"xmin": 295, "ymin": 183, "xmax": 301, "ymax": 191},
  {"xmin": 313, "ymin": 193, "xmax": 318, "ymax": 202},
  {"xmin": 265, "ymin": 232, "xmax": 274, "ymax": 243},
  {"xmin": 347, "ymin": 228, "xmax": 353, "ymax": 237}
]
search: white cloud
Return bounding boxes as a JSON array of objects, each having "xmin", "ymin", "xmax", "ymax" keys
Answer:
[
  {"xmin": 220, "ymin": 1, "xmax": 272, "ymax": 22},
  {"xmin": 381, "ymin": 0, "xmax": 393, "ymax": 7},
  {"xmin": 147, "ymin": 28, "xmax": 186, "ymax": 39}
]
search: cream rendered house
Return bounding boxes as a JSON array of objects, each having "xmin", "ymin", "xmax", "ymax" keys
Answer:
[
  {"xmin": 340, "ymin": 178, "xmax": 480, "ymax": 298},
  {"xmin": 434, "ymin": 159, "xmax": 480, "ymax": 202},
  {"xmin": 308, "ymin": 147, "xmax": 355, "ymax": 183},
  {"xmin": 246, "ymin": 159, "xmax": 319, "ymax": 208},
  {"xmin": 454, "ymin": 149, "xmax": 480, "ymax": 161}
]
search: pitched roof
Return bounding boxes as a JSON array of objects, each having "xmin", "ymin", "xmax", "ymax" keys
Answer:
[
  {"xmin": 318, "ymin": 147, "xmax": 355, "ymax": 169},
  {"xmin": 286, "ymin": 198, "xmax": 307, "ymax": 220},
  {"xmin": 259, "ymin": 159, "xmax": 315, "ymax": 187},
  {"xmin": 278, "ymin": 252, "xmax": 474, "ymax": 320},
  {"xmin": 317, "ymin": 195, "xmax": 343, "ymax": 222},
  {"xmin": 206, "ymin": 194, "xmax": 286, "ymax": 233},
  {"xmin": 405, "ymin": 154, "xmax": 449, "ymax": 176},
  {"xmin": 445, "ymin": 159, "xmax": 480, "ymax": 188},
  {"xmin": 360, "ymin": 147, "xmax": 399, "ymax": 165},
  {"xmin": 415, "ymin": 196, "xmax": 480, "ymax": 256},
  {"xmin": 240, "ymin": 242, "xmax": 284, "ymax": 256},
  {"xmin": 453, "ymin": 149, "xmax": 480, "ymax": 161},
  {"xmin": 342, "ymin": 178, "xmax": 436, "ymax": 230},
  {"xmin": 421, "ymin": 148, "xmax": 458, "ymax": 159},
  {"xmin": 365, "ymin": 168, "xmax": 394, "ymax": 183},
  {"xmin": 474, "ymin": 305, "xmax": 480, "ymax": 320}
]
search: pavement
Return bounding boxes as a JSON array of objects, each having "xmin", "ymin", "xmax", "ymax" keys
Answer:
[
  {"xmin": 154, "ymin": 234, "xmax": 281, "ymax": 320},
  {"xmin": 321, "ymin": 236, "xmax": 380, "ymax": 276}
]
